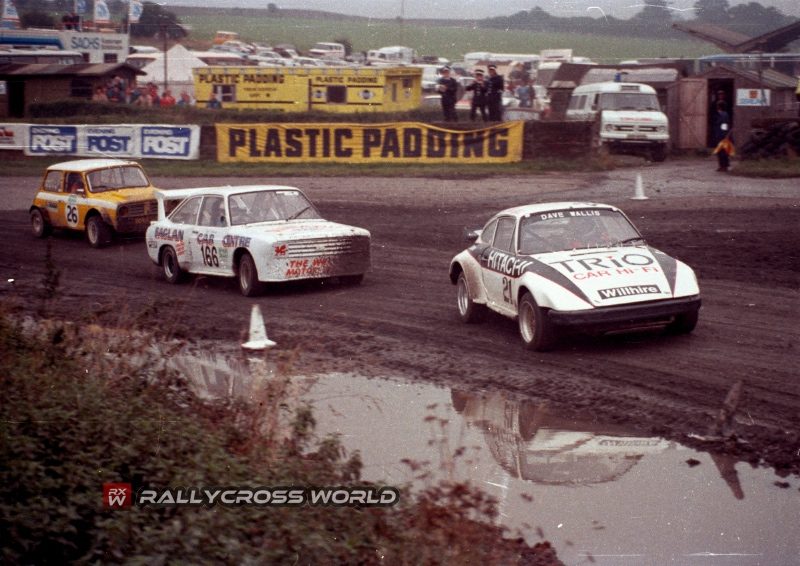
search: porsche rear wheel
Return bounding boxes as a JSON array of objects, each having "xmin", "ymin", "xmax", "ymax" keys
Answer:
[
  {"xmin": 238, "ymin": 253, "xmax": 263, "ymax": 297},
  {"xmin": 456, "ymin": 272, "xmax": 484, "ymax": 323},
  {"xmin": 162, "ymin": 246, "xmax": 184, "ymax": 284},
  {"xmin": 518, "ymin": 292, "xmax": 556, "ymax": 351}
]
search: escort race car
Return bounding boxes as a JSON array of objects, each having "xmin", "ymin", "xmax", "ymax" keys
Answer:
[
  {"xmin": 146, "ymin": 185, "xmax": 371, "ymax": 296},
  {"xmin": 30, "ymin": 159, "xmax": 158, "ymax": 248},
  {"xmin": 449, "ymin": 202, "xmax": 701, "ymax": 350}
]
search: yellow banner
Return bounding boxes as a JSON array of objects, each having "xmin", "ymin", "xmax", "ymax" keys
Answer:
[{"xmin": 215, "ymin": 122, "xmax": 524, "ymax": 164}]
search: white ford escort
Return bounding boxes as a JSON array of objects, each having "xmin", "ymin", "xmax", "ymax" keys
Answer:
[
  {"xmin": 146, "ymin": 185, "xmax": 370, "ymax": 296},
  {"xmin": 449, "ymin": 202, "xmax": 701, "ymax": 350}
]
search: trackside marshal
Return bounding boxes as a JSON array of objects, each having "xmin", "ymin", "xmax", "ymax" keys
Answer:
[{"xmin": 215, "ymin": 122, "xmax": 524, "ymax": 164}]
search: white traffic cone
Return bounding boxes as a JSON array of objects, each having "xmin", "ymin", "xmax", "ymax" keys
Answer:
[
  {"xmin": 630, "ymin": 173, "xmax": 649, "ymax": 200},
  {"xmin": 241, "ymin": 304, "xmax": 276, "ymax": 350}
]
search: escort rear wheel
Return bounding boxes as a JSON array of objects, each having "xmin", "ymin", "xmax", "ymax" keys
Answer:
[
  {"xmin": 162, "ymin": 246, "xmax": 184, "ymax": 284},
  {"xmin": 518, "ymin": 292, "xmax": 556, "ymax": 351}
]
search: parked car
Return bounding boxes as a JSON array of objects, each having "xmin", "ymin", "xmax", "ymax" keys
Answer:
[
  {"xmin": 449, "ymin": 202, "xmax": 700, "ymax": 350},
  {"xmin": 146, "ymin": 185, "xmax": 371, "ymax": 296},
  {"xmin": 30, "ymin": 159, "xmax": 157, "ymax": 247}
]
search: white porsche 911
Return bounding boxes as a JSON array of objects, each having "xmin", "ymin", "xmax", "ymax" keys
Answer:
[
  {"xmin": 449, "ymin": 202, "xmax": 701, "ymax": 350},
  {"xmin": 146, "ymin": 185, "xmax": 370, "ymax": 296}
]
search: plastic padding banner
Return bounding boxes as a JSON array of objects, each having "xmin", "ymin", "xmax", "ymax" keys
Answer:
[{"xmin": 215, "ymin": 122, "xmax": 523, "ymax": 164}]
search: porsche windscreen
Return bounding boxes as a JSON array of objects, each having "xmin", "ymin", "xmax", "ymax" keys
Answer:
[
  {"xmin": 228, "ymin": 190, "xmax": 322, "ymax": 226},
  {"xmin": 518, "ymin": 209, "xmax": 643, "ymax": 255},
  {"xmin": 86, "ymin": 166, "xmax": 150, "ymax": 193}
]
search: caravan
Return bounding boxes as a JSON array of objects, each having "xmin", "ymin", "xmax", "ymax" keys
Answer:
[
  {"xmin": 566, "ymin": 82, "xmax": 669, "ymax": 161},
  {"xmin": 367, "ymin": 46, "xmax": 415, "ymax": 66}
]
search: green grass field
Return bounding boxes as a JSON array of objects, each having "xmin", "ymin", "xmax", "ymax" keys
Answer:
[{"xmin": 177, "ymin": 14, "xmax": 717, "ymax": 64}]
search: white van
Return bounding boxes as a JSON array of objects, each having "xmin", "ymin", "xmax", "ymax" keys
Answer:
[
  {"xmin": 367, "ymin": 46, "xmax": 416, "ymax": 65},
  {"xmin": 566, "ymin": 82, "xmax": 669, "ymax": 161},
  {"xmin": 308, "ymin": 42, "xmax": 346, "ymax": 60}
]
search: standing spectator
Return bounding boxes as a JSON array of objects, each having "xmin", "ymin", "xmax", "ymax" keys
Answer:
[
  {"xmin": 160, "ymin": 90, "xmax": 176, "ymax": 107},
  {"xmin": 92, "ymin": 86, "xmax": 108, "ymax": 102},
  {"xmin": 206, "ymin": 92, "xmax": 222, "ymax": 109},
  {"xmin": 712, "ymin": 100, "xmax": 733, "ymax": 172},
  {"xmin": 516, "ymin": 79, "xmax": 533, "ymax": 108},
  {"xmin": 486, "ymin": 64, "xmax": 504, "ymax": 122},
  {"xmin": 128, "ymin": 86, "xmax": 142, "ymax": 105},
  {"xmin": 465, "ymin": 69, "xmax": 488, "ymax": 121},
  {"xmin": 177, "ymin": 91, "xmax": 193, "ymax": 107},
  {"xmin": 147, "ymin": 83, "xmax": 160, "ymax": 107},
  {"xmin": 437, "ymin": 66, "xmax": 459, "ymax": 122}
]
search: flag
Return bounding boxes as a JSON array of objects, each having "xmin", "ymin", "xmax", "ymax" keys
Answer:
[
  {"xmin": 128, "ymin": 0, "xmax": 142, "ymax": 23},
  {"xmin": 94, "ymin": 0, "xmax": 110, "ymax": 23},
  {"xmin": 2, "ymin": 0, "xmax": 20, "ymax": 25},
  {"xmin": 713, "ymin": 137, "xmax": 736, "ymax": 157}
]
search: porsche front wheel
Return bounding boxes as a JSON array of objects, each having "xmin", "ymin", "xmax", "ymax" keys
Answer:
[{"xmin": 518, "ymin": 292, "xmax": 556, "ymax": 351}]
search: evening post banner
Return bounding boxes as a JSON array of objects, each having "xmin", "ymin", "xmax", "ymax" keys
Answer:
[
  {"xmin": 18, "ymin": 124, "xmax": 200, "ymax": 160},
  {"xmin": 216, "ymin": 122, "xmax": 525, "ymax": 164}
]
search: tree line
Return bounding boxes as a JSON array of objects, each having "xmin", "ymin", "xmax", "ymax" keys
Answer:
[{"xmin": 480, "ymin": 0, "xmax": 797, "ymax": 41}]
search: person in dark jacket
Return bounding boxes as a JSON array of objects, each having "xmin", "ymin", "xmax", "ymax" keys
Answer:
[
  {"xmin": 712, "ymin": 100, "xmax": 732, "ymax": 172},
  {"xmin": 437, "ymin": 66, "xmax": 459, "ymax": 122},
  {"xmin": 465, "ymin": 69, "xmax": 488, "ymax": 121},
  {"xmin": 486, "ymin": 64, "xmax": 504, "ymax": 122}
]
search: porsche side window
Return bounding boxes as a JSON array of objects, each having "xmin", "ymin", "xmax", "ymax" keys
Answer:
[
  {"xmin": 480, "ymin": 219, "xmax": 498, "ymax": 245},
  {"xmin": 492, "ymin": 217, "xmax": 516, "ymax": 252},
  {"xmin": 43, "ymin": 171, "xmax": 62, "ymax": 192},
  {"xmin": 170, "ymin": 197, "xmax": 202, "ymax": 225}
]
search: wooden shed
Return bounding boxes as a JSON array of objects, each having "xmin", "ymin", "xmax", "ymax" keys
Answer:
[
  {"xmin": 667, "ymin": 64, "xmax": 799, "ymax": 149},
  {"xmin": 0, "ymin": 62, "xmax": 143, "ymax": 118}
]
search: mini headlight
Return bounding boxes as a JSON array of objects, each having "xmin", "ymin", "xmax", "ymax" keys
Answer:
[
  {"xmin": 604, "ymin": 124, "xmax": 615, "ymax": 132},
  {"xmin": 118, "ymin": 206, "xmax": 128, "ymax": 217}
]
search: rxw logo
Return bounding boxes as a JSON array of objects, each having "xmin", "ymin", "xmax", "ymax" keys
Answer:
[{"xmin": 103, "ymin": 483, "xmax": 132, "ymax": 508}]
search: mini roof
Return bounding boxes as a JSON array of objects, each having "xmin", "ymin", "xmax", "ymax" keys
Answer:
[{"xmin": 47, "ymin": 158, "xmax": 139, "ymax": 172}]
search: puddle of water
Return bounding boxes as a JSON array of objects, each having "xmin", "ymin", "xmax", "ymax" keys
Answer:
[{"xmin": 174, "ymin": 350, "xmax": 800, "ymax": 566}]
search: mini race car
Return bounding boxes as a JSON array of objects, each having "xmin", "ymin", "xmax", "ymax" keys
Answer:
[
  {"xmin": 449, "ymin": 202, "xmax": 701, "ymax": 350},
  {"xmin": 146, "ymin": 185, "xmax": 371, "ymax": 296},
  {"xmin": 30, "ymin": 159, "xmax": 158, "ymax": 247}
]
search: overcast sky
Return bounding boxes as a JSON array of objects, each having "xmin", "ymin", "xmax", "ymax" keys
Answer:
[{"xmin": 168, "ymin": 0, "xmax": 800, "ymax": 20}]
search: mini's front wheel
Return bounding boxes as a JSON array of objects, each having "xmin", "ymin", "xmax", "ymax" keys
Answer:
[
  {"xmin": 85, "ymin": 215, "xmax": 111, "ymax": 248},
  {"xmin": 518, "ymin": 292, "xmax": 556, "ymax": 351}
]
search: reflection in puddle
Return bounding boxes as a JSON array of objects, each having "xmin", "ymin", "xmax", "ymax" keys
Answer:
[{"xmin": 175, "ymin": 350, "xmax": 800, "ymax": 566}]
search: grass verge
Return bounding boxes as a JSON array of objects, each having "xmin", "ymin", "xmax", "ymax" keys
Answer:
[
  {"xmin": 0, "ymin": 154, "xmax": 614, "ymax": 178},
  {"xmin": 732, "ymin": 157, "xmax": 800, "ymax": 178}
]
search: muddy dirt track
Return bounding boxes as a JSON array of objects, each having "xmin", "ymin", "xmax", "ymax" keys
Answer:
[{"xmin": 1, "ymin": 159, "xmax": 799, "ymax": 476}]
